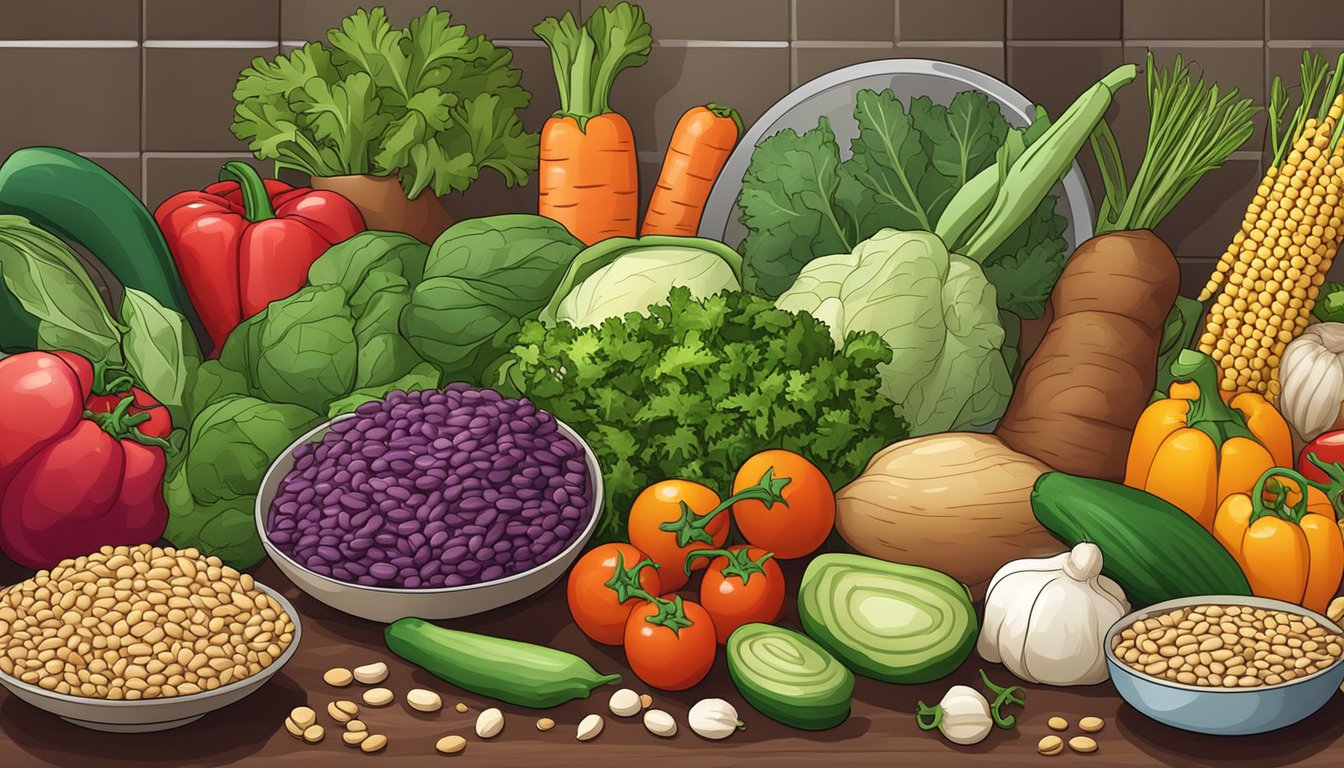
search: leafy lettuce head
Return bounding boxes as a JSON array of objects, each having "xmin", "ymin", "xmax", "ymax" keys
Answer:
[
  {"xmin": 540, "ymin": 235, "xmax": 743, "ymax": 328},
  {"xmin": 776, "ymin": 228, "xmax": 1011, "ymax": 435}
]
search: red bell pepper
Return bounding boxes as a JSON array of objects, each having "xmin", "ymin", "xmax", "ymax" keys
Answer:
[
  {"xmin": 0, "ymin": 351, "xmax": 172, "ymax": 569},
  {"xmin": 154, "ymin": 161, "xmax": 365, "ymax": 353}
]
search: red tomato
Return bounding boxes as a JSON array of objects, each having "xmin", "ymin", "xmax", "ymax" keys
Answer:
[
  {"xmin": 0, "ymin": 352, "xmax": 86, "ymax": 499},
  {"xmin": 627, "ymin": 480, "xmax": 728, "ymax": 591},
  {"xmin": 690, "ymin": 546, "xmax": 785, "ymax": 644},
  {"xmin": 624, "ymin": 596, "xmax": 717, "ymax": 690},
  {"xmin": 732, "ymin": 450, "xmax": 835, "ymax": 558},
  {"xmin": 567, "ymin": 543, "xmax": 661, "ymax": 645}
]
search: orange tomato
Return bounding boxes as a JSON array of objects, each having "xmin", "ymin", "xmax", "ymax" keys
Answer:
[
  {"xmin": 566, "ymin": 543, "xmax": 661, "ymax": 646},
  {"xmin": 731, "ymin": 450, "xmax": 835, "ymax": 558},
  {"xmin": 628, "ymin": 480, "xmax": 727, "ymax": 591},
  {"xmin": 623, "ymin": 596, "xmax": 717, "ymax": 690},
  {"xmin": 690, "ymin": 546, "xmax": 785, "ymax": 644}
]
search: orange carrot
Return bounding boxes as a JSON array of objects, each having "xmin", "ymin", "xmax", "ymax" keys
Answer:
[
  {"xmin": 641, "ymin": 104, "xmax": 743, "ymax": 237},
  {"xmin": 535, "ymin": 3, "xmax": 651, "ymax": 245}
]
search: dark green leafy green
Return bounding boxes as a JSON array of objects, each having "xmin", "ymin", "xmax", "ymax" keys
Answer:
[
  {"xmin": 737, "ymin": 88, "xmax": 1069, "ymax": 319},
  {"xmin": 232, "ymin": 7, "xmax": 537, "ymax": 198},
  {"xmin": 494, "ymin": 287, "xmax": 908, "ymax": 541},
  {"xmin": 403, "ymin": 215, "xmax": 584, "ymax": 378},
  {"xmin": 1312, "ymin": 282, "xmax": 1344, "ymax": 323}
]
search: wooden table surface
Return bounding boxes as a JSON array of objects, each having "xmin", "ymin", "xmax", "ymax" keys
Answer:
[{"xmin": 1, "ymin": 559, "xmax": 1343, "ymax": 767}]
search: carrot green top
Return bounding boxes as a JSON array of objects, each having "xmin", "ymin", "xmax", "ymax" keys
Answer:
[{"xmin": 534, "ymin": 2, "xmax": 652, "ymax": 129}]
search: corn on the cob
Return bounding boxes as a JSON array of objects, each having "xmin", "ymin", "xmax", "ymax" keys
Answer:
[{"xmin": 1198, "ymin": 56, "xmax": 1344, "ymax": 400}]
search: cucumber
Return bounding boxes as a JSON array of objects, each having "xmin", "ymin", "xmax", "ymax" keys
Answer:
[
  {"xmin": 726, "ymin": 623, "xmax": 853, "ymax": 730},
  {"xmin": 1031, "ymin": 472, "xmax": 1251, "ymax": 607},
  {"xmin": 797, "ymin": 554, "xmax": 977, "ymax": 684},
  {"xmin": 385, "ymin": 618, "xmax": 621, "ymax": 708}
]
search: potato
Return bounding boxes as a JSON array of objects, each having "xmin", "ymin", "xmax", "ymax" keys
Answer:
[{"xmin": 835, "ymin": 433, "xmax": 1063, "ymax": 598}]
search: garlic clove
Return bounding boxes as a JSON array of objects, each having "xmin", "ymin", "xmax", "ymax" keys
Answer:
[{"xmin": 688, "ymin": 698, "xmax": 744, "ymax": 740}]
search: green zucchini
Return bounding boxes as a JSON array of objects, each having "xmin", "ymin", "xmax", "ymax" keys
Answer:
[
  {"xmin": 0, "ymin": 147, "xmax": 200, "ymax": 350},
  {"xmin": 385, "ymin": 618, "xmax": 620, "ymax": 709},
  {"xmin": 727, "ymin": 623, "xmax": 853, "ymax": 730},
  {"xmin": 797, "ymin": 554, "xmax": 977, "ymax": 684},
  {"xmin": 1031, "ymin": 472, "xmax": 1252, "ymax": 607}
]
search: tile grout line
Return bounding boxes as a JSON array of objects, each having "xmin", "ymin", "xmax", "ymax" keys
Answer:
[
  {"xmin": 139, "ymin": 0, "xmax": 146, "ymax": 203},
  {"xmin": 790, "ymin": 0, "xmax": 798, "ymax": 87}
]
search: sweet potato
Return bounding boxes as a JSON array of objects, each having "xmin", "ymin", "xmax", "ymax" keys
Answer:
[
  {"xmin": 834, "ymin": 433, "xmax": 1063, "ymax": 598},
  {"xmin": 996, "ymin": 230, "xmax": 1179, "ymax": 481}
]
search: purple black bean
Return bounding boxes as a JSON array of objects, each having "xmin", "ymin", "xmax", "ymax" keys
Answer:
[{"xmin": 268, "ymin": 385, "xmax": 591, "ymax": 589}]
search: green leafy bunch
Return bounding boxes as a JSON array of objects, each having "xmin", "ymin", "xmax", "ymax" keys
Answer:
[
  {"xmin": 232, "ymin": 6, "xmax": 538, "ymax": 199},
  {"xmin": 494, "ymin": 287, "xmax": 909, "ymax": 541},
  {"xmin": 737, "ymin": 89, "xmax": 1067, "ymax": 319}
]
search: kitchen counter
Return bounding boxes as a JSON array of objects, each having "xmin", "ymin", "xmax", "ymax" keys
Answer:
[{"xmin": 1, "ymin": 559, "xmax": 1342, "ymax": 767}]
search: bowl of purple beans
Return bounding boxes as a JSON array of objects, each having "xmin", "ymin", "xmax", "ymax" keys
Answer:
[{"xmin": 254, "ymin": 384, "xmax": 602, "ymax": 623}]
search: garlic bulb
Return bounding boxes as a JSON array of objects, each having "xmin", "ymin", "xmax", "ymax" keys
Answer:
[
  {"xmin": 1279, "ymin": 323, "xmax": 1344, "ymax": 441},
  {"xmin": 977, "ymin": 542, "xmax": 1129, "ymax": 686},
  {"xmin": 917, "ymin": 685, "xmax": 993, "ymax": 745},
  {"xmin": 688, "ymin": 698, "xmax": 743, "ymax": 740}
]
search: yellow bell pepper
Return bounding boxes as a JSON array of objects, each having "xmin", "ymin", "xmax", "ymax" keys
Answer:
[
  {"xmin": 1125, "ymin": 351, "xmax": 1292, "ymax": 531},
  {"xmin": 1212, "ymin": 468, "xmax": 1344, "ymax": 613}
]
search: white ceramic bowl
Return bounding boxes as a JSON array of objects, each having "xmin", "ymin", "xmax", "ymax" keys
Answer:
[
  {"xmin": 1106, "ymin": 595, "xmax": 1344, "ymax": 735},
  {"xmin": 256, "ymin": 414, "xmax": 603, "ymax": 623},
  {"xmin": 0, "ymin": 583, "xmax": 301, "ymax": 732}
]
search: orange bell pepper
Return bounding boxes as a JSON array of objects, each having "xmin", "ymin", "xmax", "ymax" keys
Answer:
[
  {"xmin": 1212, "ymin": 468, "xmax": 1344, "ymax": 613},
  {"xmin": 1125, "ymin": 351, "xmax": 1292, "ymax": 531}
]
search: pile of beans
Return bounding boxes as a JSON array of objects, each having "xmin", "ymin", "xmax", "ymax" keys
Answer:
[
  {"xmin": 0, "ymin": 544, "xmax": 294, "ymax": 699},
  {"xmin": 1112, "ymin": 604, "xmax": 1344, "ymax": 688},
  {"xmin": 267, "ymin": 385, "xmax": 592, "ymax": 589}
]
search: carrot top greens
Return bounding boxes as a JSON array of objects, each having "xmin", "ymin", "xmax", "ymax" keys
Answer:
[
  {"xmin": 1090, "ymin": 51, "xmax": 1257, "ymax": 234},
  {"xmin": 534, "ymin": 2, "xmax": 652, "ymax": 129}
]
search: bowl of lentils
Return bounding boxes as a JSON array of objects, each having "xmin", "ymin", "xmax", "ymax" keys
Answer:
[
  {"xmin": 1105, "ymin": 595, "xmax": 1344, "ymax": 735},
  {"xmin": 255, "ymin": 384, "xmax": 602, "ymax": 622}
]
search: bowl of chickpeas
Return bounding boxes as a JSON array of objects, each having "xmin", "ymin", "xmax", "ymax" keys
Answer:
[
  {"xmin": 1106, "ymin": 595, "xmax": 1344, "ymax": 735},
  {"xmin": 0, "ymin": 544, "xmax": 301, "ymax": 732}
]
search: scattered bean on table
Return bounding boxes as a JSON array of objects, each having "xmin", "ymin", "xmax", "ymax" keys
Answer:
[
  {"xmin": 536, "ymin": 718, "xmax": 555, "ymax": 732},
  {"xmin": 324, "ymin": 668, "xmax": 354, "ymax": 687},
  {"xmin": 407, "ymin": 688, "xmax": 442, "ymax": 713},
  {"xmin": 436, "ymin": 735, "xmax": 467, "ymax": 754},
  {"xmin": 1037, "ymin": 736, "xmax": 1063, "ymax": 756},
  {"xmin": 363, "ymin": 687, "xmax": 394, "ymax": 707},
  {"xmin": 329, "ymin": 700, "xmax": 358, "ymax": 722},
  {"xmin": 577, "ymin": 714, "xmax": 604, "ymax": 742},
  {"xmin": 353, "ymin": 662, "xmax": 388, "ymax": 685},
  {"xmin": 1112, "ymin": 604, "xmax": 1344, "ymax": 687},
  {"xmin": 360, "ymin": 734, "xmax": 388, "ymax": 753},
  {"xmin": 476, "ymin": 708, "xmax": 504, "ymax": 739},
  {"xmin": 1068, "ymin": 736, "xmax": 1098, "ymax": 754},
  {"xmin": 1046, "ymin": 716, "xmax": 1067, "ymax": 731},
  {"xmin": 302, "ymin": 725, "xmax": 325, "ymax": 744},
  {"xmin": 1079, "ymin": 716, "xmax": 1104, "ymax": 733}
]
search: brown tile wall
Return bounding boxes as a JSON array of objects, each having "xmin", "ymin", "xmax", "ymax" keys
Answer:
[{"xmin": 3, "ymin": 1, "xmax": 1344, "ymax": 293}]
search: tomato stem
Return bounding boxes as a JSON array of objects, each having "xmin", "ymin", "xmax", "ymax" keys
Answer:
[
  {"xmin": 682, "ymin": 547, "xmax": 775, "ymax": 583},
  {"xmin": 656, "ymin": 468, "xmax": 791, "ymax": 547},
  {"xmin": 601, "ymin": 550, "xmax": 659, "ymax": 604},
  {"xmin": 641, "ymin": 594, "xmax": 694, "ymax": 635}
]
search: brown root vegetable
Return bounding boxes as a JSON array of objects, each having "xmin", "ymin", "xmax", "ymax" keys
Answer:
[
  {"xmin": 835, "ymin": 433, "xmax": 1063, "ymax": 598},
  {"xmin": 995, "ymin": 230, "xmax": 1179, "ymax": 481}
]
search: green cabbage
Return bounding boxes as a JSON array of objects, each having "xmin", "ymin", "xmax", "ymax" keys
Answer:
[
  {"xmin": 776, "ymin": 229, "xmax": 1010, "ymax": 435},
  {"xmin": 540, "ymin": 236, "xmax": 743, "ymax": 327}
]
